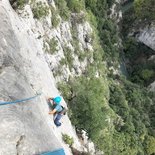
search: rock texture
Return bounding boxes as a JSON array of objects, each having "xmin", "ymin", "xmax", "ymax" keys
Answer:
[
  {"xmin": 137, "ymin": 25, "xmax": 155, "ymax": 91},
  {"xmin": 138, "ymin": 25, "xmax": 155, "ymax": 51},
  {"xmin": 0, "ymin": 0, "xmax": 87, "ymax": 154},
  {"xmin": 0, "ymin": 3, "xmax": 61, "ymax": 154}
]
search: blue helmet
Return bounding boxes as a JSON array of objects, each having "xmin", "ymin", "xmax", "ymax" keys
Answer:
[{"xmin": 53, "ymin": 96, "xmax": 61, "ymax": 104}]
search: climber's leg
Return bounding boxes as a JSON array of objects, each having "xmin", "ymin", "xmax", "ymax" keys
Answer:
[{"xmin": 54, "ymin": 113, "xmax": 62, "ymax": 126}]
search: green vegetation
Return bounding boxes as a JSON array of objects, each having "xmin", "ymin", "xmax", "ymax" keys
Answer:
[
  {"xmin": 53, "ymin": 0, "xmax": 155, "ymax": 155},
  {"xmin": 57, "ymin": 82, "xmax": 72, "ymax": 101},
  {"xmin": 141, "ymin": 69, "xmax": 154, "ymax": 81},
  {"xmin": 77, "ymin": 50, "xmax": 87, "ymax": 62},
  {"xmin": 51, "ymin": 14, "xmax": 60, "ymax": 28},
  {"xmin": 50, "ymin": 6, "xmax": 60, "ymax": 28},
  {"xmin": 58, "ymin": 76, "xmax": 112, "ymax": 147},
  {"xmin": 118, "ymin": 1, "xmax": 155, "ymax": 154},
  {"xmin": 62, "ymin": 134, "xmax": 74, "ymax": 146},
  {"xmin": 32, "ymin": 2, "xmax": 49, "ymax": 19},
  {"xmin": 58, "ymin": 75, "xmax": 155, "ymax": 154},
  {"xmin": 66, "ymin": 0, "xmax": 85, "ymax": 13},
  {"xmin": 85, "ymin": 0, "xmax": 120, "ymax": 62},
  {"xmin": 44, "ymin": 38, "xmax": 58, "ymax": 54},
  {"xmin": 63, "ymin": 46, "xmax": 74, "ymax": 70},
  {"xmin": 121, "ymin": 6, "xmax": 137, "ymax": 37},
  {"xmin": 47, "ymin": 38, "xmax": 58, "ymax": 54},
  {"xmin": 145, "ymin": 136, "xmax": 155, "ymax": 155},
  {"xmin": 15, "ymin": 0, "xmax": 27, "ymax": 9},
  {"xmin": 134, "ymin": 0, "xmax": 155, "ymax": 21},
  {"xmin": 10, "ymin": 0, "xmax": 28, "ymax": 10},
  {"xmin": 122, "ymin": 0, "xmax": 155, "ymax": 36},
  {"xmin": 121, "ymin": 2, "xmax": 155, "ymax": 86},
  {"xmin": 54, "ymin": 0, "xmax": 70, "ymax": 21},
  {"xmin": 123, "ymin": 37, "xmax": 155, "ymax": 86},
  {"xmin": 9, "ymin": 0, "xmax": 155, "ymax": 153},
  {"xmin": 68, "ymin": 77, "xmax": 109, "ymax": 138}
]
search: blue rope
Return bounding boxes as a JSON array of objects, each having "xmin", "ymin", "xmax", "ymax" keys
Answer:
[
  {"xmin": 41, "ymin": 148, "xmax": 65, "ymax": 155},
  {"xmin": 0, "ymin": 93, "xmax": 42, "ymax": 106}
]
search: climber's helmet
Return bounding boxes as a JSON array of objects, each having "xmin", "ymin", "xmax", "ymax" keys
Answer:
[{"xmin": 53, "ymin": 96, "xmax": 61, "ymax": 104}]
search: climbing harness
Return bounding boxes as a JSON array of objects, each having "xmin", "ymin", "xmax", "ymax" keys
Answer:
[{"xmin": 0, "ymin": 93, "xmax": 42, "ymax": 106}]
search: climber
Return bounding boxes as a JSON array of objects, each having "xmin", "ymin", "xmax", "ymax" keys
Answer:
[{"xmin": 48, "ymin": 96, "xmax": 67, "ymax": 127}]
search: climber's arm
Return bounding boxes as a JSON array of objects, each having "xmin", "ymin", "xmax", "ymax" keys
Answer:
[
  {"xmin": 48, "ymin": 97, "xmax": 54, "ymax": 103},
  {"xmin": 49, "ymin": 109, "xmax": 57, "ymax": 115}
]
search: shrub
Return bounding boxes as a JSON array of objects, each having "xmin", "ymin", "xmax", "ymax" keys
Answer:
[
  {"xmin": 32, "ymin": 2, "xmax": 49, "ymax": 19},
  {"xmin": 59, "ymin": 58, "xmax": 67, "ymax": 66},
  {"xmin": 55, "ymin": 0, "xmax": 70, "ymax": 20},
  {"xmin": 10, "ymin": 0, "xmax": 29, "ymax": 10},
  {"xmin": 62, "ymin": 134, "xmax": 74, "ymax": 147},
  {"xmin": 71, "ymin": 39, "xmax": 80, "ymax": 55},
  {"xmin": 48, "ymin": 38, "xmax": 58, "ymax": 54},
  {"xmin": 50, "ymin": 6, "xmax": 60, "ymax": 28},
  {"xmin": 51, "ymin": 14, "xmax": 60, "ymax": 28},
  {"xmin": 86, "ymin": 10, "xmax": 98, "ymax": 28},
  {"xmin": 134, "ymin": 0, "xmax": 155, "ymax": 21},
  {"xmin": 145, "ymin": 136, "xmax": 155, "ymax": 155},
  {"xmin": 57, "ymin": 82, "xmax": 72, "ymax": 101},
  {"xmin": 66, "ymin": 0, "xmax": 85, "ymax": 13},
  {"xmin": 77, "ymin": 51, "xmax": 87, "ymax": 62},
  {"xmin": 85, "ymin": 0, "xmax": 97, "ymax": 11},
  {"xmin": 17, "ymin": 0, "xmax": 28, "ymax": 9},
  {"xmin": 63, "ymin": 46, "xmax": 73, "ymax": 70},
  {"xmin": 107, "ymin": 0, "xmax": 115, "ymax": 7},
  {"xmin": 140, "ymin": 69, "xmax": 154, "ymax": 81}
]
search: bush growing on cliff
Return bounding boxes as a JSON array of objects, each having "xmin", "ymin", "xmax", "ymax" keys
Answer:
[
  {"xmin": 63, "ymin": 46, "xmax": 74, "ymax": 70},
  {"xmin": 55, "ymin": 0, "xmax": 70, "ymax": 20},
  {"xmin": 32, "ymin": 2, "xmax": 49, "ymax": 19},
  {"xmin": 140, "ymin": 69, "xmax": 154, "ymax": 81},
  {"xmin": 50, "ymin": 6, "xmax": 60, "ymax": 28},
  {"xmin": 57, "ymin": 82, "xmax": 72, "ymax": 101},
  {"xmin": 66, "ymin": 0, "xmax": 85, "ymax": 13},
  {"xmin": 48, "ymin": 38, "xmax": 59, "ymax": 54},
  {"xmin": 10, "ymin": 0, "xmax": 28, "ymax": 10},
  {"xmin": 62, "ymin": 134, "xmax": 74, "ymax": 147}
]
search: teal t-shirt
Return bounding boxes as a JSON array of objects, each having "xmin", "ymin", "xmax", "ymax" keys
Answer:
[{"xmin": 54, "ymin": 104, "xmax": 62, "ymax": 112}]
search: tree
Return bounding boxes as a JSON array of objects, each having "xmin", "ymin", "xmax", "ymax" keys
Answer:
[
  {"xmin": 134, "ymin": 0, "xmax": 155, "ymax": 21},
  {"xmin": 68, "ymin": 77, "xmax": 109, "ymax": 141}
]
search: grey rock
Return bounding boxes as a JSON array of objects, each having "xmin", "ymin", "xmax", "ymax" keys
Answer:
[{"xmin": 0, "ymin": 4, "xmax": 62, "ymax": 155}]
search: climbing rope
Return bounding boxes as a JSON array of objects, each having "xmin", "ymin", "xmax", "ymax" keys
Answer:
[
  {"xmin": 0, "ymin": 93, "xmax": 42, "ymax": 106},
  {"xmin": 41, "ymin": 148, "xmax": 65, "ymax": 155}
]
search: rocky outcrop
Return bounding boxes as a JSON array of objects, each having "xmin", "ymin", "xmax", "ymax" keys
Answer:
[
  {"xmin": 138, "ymin": 25, "xmax": 155, "ymax": 51},
  {"xmin": 137, "ymin": 25, "xmax": 155, "ymax": 91}
]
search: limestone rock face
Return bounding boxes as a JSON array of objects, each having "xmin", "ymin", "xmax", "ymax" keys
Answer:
[
  {"xmin": 0, "ymin": 4, "xmax": 61, "ymax": 155},
  {"xmin": 0, "ymin": 0, "xmax": 85, "ymax": 154},
  {"xmin": 138, "ymin": 25, "xmax": 155, "ymax": 51}
]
